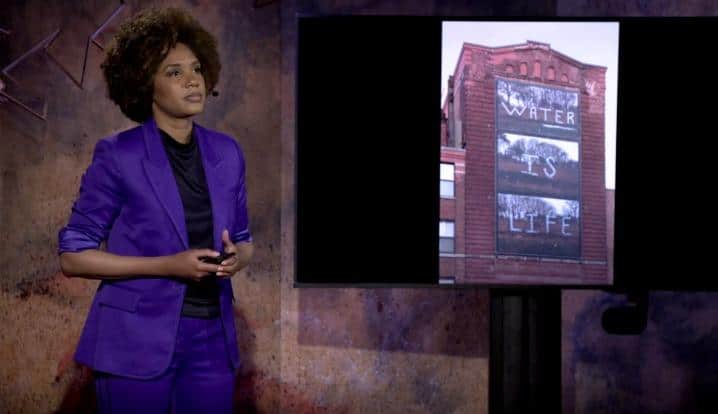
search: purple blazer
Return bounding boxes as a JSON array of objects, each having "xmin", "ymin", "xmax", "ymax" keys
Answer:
[{"xmin": 57, "ymin": 118, "xmax": 252, "ymax": 379}]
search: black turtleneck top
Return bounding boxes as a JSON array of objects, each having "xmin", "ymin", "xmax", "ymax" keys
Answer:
[{"xmin": 159, "ymin": 128, "xmax": 220, "ymax": 319}]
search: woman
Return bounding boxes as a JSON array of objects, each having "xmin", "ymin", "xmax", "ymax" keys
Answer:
[{"xmin": 57, "ymin": 7, "xmax": 253, "ymax": 413}]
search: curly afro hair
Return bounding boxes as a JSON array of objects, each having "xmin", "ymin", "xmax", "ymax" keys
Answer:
[{"xmin": 101, "ymin": 7, "xmax": 221, "ymax": 123}]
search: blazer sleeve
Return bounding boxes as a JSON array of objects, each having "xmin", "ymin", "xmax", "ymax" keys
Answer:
[
  {"xmin": 231, "ymin": 140, "xmax": 252, "ymax": 244},
  {"xmin": 57, "ymin": 137, "xmax": 125, "ymax": 254}
]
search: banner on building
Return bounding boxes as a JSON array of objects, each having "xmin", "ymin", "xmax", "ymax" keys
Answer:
[
  {"xmin": 496, "ymin": 78, "xmax": 581, "ymax": 140},
  {"xmin": 497, "ymin": 132, "xmax": 580, "ymax": 199},
  {"xmin": 496, "ymin": 78, "xmax": 581, "ymax": 259},
  {"xmin": 497, "ymin": 193, "xmax": 580, "ymax": 258}
]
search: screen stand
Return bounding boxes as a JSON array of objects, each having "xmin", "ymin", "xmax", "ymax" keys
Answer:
[{"xmin": 489, "ymin": 288, "xmax": 561, "ymax": 414}]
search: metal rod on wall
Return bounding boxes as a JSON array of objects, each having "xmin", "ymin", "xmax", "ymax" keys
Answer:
[
  {"xmin": 0, "ymin": 1, "xmax": 125, "ymax": 120},
  {"xmin": 43, "ymin": 1, "xmax": 126, "ymax": 89}
]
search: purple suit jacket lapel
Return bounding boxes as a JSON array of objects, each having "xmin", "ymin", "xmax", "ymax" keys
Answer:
[
  {"xmin": 140, "ymin": 118, "xmax": 228, "ymax": 251},
  {"xmin": 196, "ymin": 122, "xmax": 230, "ymax": 253}
]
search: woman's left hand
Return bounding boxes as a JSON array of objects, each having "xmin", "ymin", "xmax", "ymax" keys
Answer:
[{"xmin": 215, "ymin": 229, "xmax": 254, "ymax": 277}]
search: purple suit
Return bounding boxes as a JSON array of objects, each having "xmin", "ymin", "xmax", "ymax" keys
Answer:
[{"xmin": 58, "ymin": 118, "xmax": 251, "ymax": 379}]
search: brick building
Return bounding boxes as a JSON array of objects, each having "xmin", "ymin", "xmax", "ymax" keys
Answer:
[{"xmin": 441, "ymin": 41, "xmax": 610, "ymax": 285}]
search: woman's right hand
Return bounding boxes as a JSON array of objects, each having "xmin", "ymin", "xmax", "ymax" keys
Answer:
[{"xmin": 164, "ymin": 249, "xmax": 222, "ymax": 282}]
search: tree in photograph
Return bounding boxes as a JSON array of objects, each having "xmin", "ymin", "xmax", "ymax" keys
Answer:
[
  {"xmin": 566, "ymin": 200, "xmax": 580, "ymax": 218},
  {"xmin": 530, "ymin": 140, "xmax": 570, "ymax": 163},
  {"xmin": 498, "ymin": 133, "xmax": 510, "ymax": 154},
  {"xmin": 506, "ymin": 139, "xmax": 527, "ymax": 160}
]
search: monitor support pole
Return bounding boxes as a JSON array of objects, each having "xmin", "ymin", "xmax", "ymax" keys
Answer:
[{"xmin": 489, "ymin": 288, "xmax": 561, "ymax": 414}]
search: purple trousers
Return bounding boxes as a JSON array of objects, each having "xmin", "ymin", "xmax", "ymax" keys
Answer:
[{"xmin": 94, "ymin": 316, "xmax": 235, "ymax": 414}]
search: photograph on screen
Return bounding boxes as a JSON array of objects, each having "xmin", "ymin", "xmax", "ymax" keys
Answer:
[
  {"xmin": 497, "ymin": 132, "xmax": 580, "ymax": 199},
  {"xmin": 497, "ymin": 193, "xmax": 580, "ymax": 258},
  {"xmin": 440, "ymin": 21, "xmax": 618, "ymax": 285}
]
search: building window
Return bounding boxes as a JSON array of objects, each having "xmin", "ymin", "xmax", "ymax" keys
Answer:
[
  {"xmin": 533, "ymin": 61, "xmax": 541, "ymax": 78},
  {"xmin": 439, "ymin": 220, "xmax": 455, "ymax": 253},
  {"xmin": 439, "ymin": 276, "xmax": 456, "ymax": 285},
  {"xmin": 520, "ymin": 62, "xmax": 528, "ymax": 76},
  {"xmin": 440, "ymin": 163, "xmax": 455, "ymax": 198}
]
